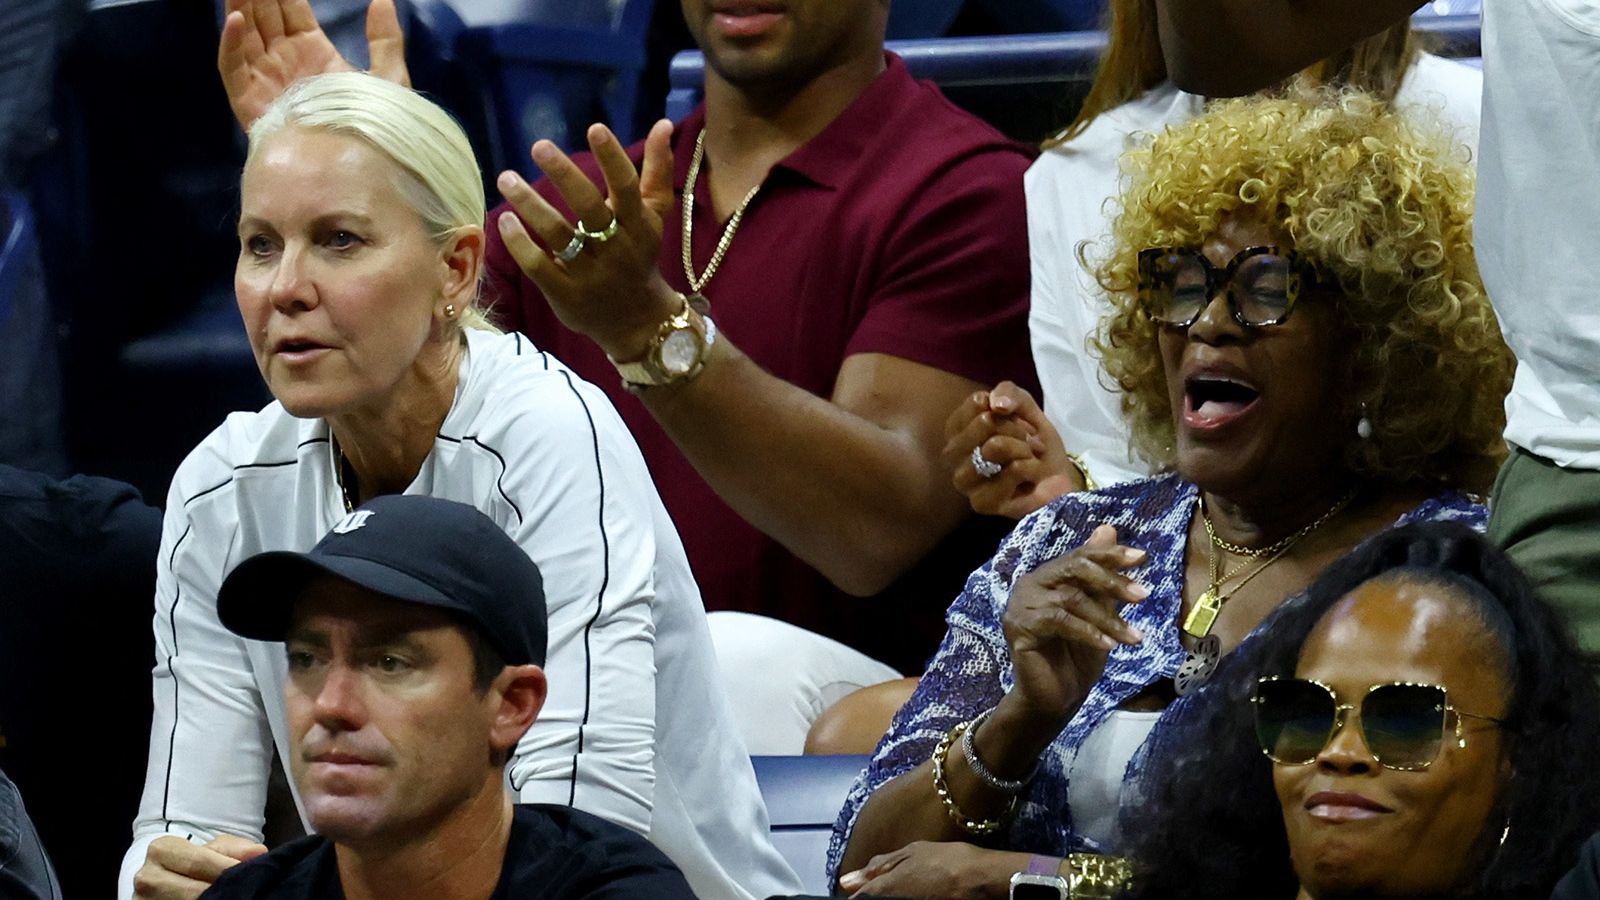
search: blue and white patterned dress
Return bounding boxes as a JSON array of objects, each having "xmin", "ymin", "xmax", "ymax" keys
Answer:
[{"xmin": 826, "ymin": 474, "xmax": 1484, "ymax": 877}]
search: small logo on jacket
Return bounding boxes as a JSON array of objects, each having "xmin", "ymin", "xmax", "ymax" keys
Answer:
[{"xmin": 333, "ymin": 510, "xmax": 375, "ymax": 534}]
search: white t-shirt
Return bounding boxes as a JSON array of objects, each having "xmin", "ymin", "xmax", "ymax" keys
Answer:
[
  {"xmin": 1028, "ymin": 54, "xmax": 1483, "ymax": 486},
  {"xmin": 119, "ymin": 329, "xmax": 801, "ymax": 900},
  {"xmin": 1064, "ymin": 709, "xmax": 1162, "ymax": 851},
  {"xmin": 1478, "ymin": 0, "xmax": 1600, "ymax": 467}
]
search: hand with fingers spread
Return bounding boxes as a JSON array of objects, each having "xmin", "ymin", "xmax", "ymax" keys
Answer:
[
  {"xmin": 494, "ymin": 120, "xmax": 683, "ymax": 363},
  {"xmin": 218, "ymin": 0, "xmax": 408, "ymax": 130},
  {"xmin": 943, "ymin": 381, "xmax": 1087, "ymax": 520},
  {"xmin": 997, "ymin": 524, "xmax": 1150, "ymax": 730},
  {"xmin": 133, "ymin": 834, "xmax": 268, "ymax": 899}
]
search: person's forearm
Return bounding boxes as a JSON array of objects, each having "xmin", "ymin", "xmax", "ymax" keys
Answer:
[
  {"xmin": 1156, "ymin": 0, "xmax": 1424, "ymax": 96},
  {"xmin": 640, "ymin": 339, "xmax": 970, "ymax": 597},
  {"xmin": 839, "ymin": 701, "xmax": 1066, "ymax": 875}
]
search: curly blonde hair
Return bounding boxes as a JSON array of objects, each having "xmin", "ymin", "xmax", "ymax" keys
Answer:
[{"xmin": 1089, "ymin": 87, "xmax": 1511, "ymax": 494}]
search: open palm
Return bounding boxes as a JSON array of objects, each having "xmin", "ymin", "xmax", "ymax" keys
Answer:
[{"xmin": 218, "ymin": 0, "xmax": 410, "ymax": 129}]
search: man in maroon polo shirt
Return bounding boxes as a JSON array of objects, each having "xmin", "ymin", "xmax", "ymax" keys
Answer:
[{"xmin": 220, "ymin": 0, "xmax": 1035, "ymax": 747}]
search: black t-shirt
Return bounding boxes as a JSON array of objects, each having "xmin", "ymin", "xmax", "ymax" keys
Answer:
[{"xmin": 200, "ymin": 804, "xmax": 697, "ymax": 899}]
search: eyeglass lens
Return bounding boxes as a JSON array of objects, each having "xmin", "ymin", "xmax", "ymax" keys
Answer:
[
  {"xmin": 1253, "ymin": 679, "xmax": 1449, "ymax": 770},
  {"xmin": 1142, "ymin": 249, "xmax": 1298, "ymax": 326}
]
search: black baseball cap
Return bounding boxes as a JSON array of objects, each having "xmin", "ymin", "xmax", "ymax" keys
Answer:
[{"xmin": 217, "ymin": 495, "xmax": 547, "ymax": 667}]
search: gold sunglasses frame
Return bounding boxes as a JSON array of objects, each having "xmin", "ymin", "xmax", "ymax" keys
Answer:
[{"xmin": 1252, "ymin": 676, "xmax": 1507, "ymax": 771}]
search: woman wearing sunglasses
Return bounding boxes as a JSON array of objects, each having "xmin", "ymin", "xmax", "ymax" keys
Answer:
[
  {"xmin": 1125, "ymin": 521, "xmax": 1600, "ymax": 898},
  {"xmin": 828, "ymin": 90, "xmax": 1514, "ymax": 898}
]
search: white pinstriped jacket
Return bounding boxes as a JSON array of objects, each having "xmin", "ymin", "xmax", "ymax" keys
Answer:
[{"xmin": 120, "ymin": 328, "xmax": 800, "ymax": 900}]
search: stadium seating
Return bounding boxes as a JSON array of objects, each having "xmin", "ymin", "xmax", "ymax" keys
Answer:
[
  {"xmin": 455, "ymin": 0, "xmax": 656, "ymax": 177},
  {"xmin": 750, "ymin": 754, "xmax": 871, "ymax": 895},
  {"xmin": 665, "ymin": 14, "xmax": 1482, "ymax": 125},
  {"xmin": 886, "ymin": 0, "xmax": 965, "ymax": 38}
]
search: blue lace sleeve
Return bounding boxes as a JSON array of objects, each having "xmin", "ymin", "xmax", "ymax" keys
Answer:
[
  {"xmin": 823, "ymin": 477, "xmax": 1188, "ymax": 879},
  {"xmin": 822, "ymin": 496, "xmax": 1073, "ymax": 882}
]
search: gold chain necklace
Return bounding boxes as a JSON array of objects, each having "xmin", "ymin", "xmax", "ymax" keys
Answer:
[
  {"xmin": 1201, "ymin": 490, "xmax": 1353, "ymax": 559},
  {"xmin": 681, "ymin": 129, "xmax": 761, "ymax": 310},
  {"xmin": 1182, "ymin": 489, "xmax": 1357, "ymax": 639}
]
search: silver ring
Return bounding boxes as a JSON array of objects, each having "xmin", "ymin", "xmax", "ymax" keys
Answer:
[
  {"xmin": 555, "ymin": 231, "xmax": 586, "ymax": 262},
  {"xmin": 575, "ymin": 216, "xmax": 620, "ymax": 242},
  {"xmin": 971, "ymin": 445, "xmax": 1002, "ymax": 479}
]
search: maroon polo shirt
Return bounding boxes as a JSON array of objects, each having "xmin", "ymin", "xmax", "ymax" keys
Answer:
[{"xmin": 483, "ymin": 55, "xmax": 1037, "ymax": 672}]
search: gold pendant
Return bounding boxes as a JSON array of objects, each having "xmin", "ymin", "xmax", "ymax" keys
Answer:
[
  {"xmin": 685, "ymin": 292, "xmax": 711, "ymax": 315},
  {"xmin": 1182, "ymin": 589, "xmax": 1221, "ymax": 639}
]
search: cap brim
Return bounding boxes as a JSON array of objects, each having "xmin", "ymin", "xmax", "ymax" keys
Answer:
[{"xmin": 217, "ymin": 551, "xmax": 462, "ymax": 643}]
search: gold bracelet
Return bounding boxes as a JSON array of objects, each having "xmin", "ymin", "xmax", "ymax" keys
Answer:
[
  {"xmin": 1063, "ymin": 450, "xmax": 1097, "ymax": 491},
  {"xmin": 931, "ymin": 718, "xmax": 1016, "ymax": 835},
  {"xmin": 1064, "ymin": 853, "xmax": 1133, "ymax": 898}
]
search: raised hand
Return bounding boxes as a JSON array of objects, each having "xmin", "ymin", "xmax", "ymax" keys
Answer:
[
  {"xmin": 943, "ymin": 381, "xmax": 1086, "ymax": 519},
  {"xmin": 999, "ymin": 525, "xmax": 1149, "ymax": 728},
  {"xmin": 494, "ymin": 120, "xmax": 681, "ymax": 362},
  {"xmin": 218, "ymin": 0, "xmax": 409, "ymax": 130}
]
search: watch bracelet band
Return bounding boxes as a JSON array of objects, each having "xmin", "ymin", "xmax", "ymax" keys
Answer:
[
  {"xmin": 612, "ymin": 303, "xmax": 717, "ymax": 392},
  {"xmin": 931, "ymin": 718, "xmax": 1016, "ymax": 835},
  {"xmin": 960, "ymin": 708, "xmax": 1037, "ymax": 793},
  {"xmin": 1027, "ymin": 855, "xmax": 1062, "ymax": 876}
]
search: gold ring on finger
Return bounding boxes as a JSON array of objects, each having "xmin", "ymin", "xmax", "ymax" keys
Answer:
[
  {"xmin": 575, "ymin": 216, "xmax": 619, "ymax": 243},
  {"xmin": 555, "ymin": 231, "xmax": 586, "ymax": 262}
]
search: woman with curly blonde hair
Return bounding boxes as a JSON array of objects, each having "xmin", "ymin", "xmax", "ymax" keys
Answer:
[
  {"xmin": 941, "ymin": 0, "xmax": 1482, "ymax": 516},
  {"xmin": 827, "ymin": 88, "xmax": 1513, "ymax": 898},
  {"xmin": 1094, "ymin": 88, "xmax": 1507, "ymax": 494}
]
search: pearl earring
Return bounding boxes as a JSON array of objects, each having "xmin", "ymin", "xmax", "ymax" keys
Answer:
[{"xmin": 1356, "ymin": 402, "xmax": 1373, "ymax": 440}]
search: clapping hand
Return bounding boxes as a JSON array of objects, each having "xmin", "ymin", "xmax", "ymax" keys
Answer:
[
  {"xmin": 218, "ymin": 0, "xmax": 409, "ymax": 129},
  {"xmin": 998, "ymin": 525, "xmax": 1149, "ymax": 728},
  {"xmin": 493, "ymin": 121, "xmax": 682, "ymax": 362},
  {"xmin": 943, "ymin": 381, "xmax": 1085, "ymax": 519}
]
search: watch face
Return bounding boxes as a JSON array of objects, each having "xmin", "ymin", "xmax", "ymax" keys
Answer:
[
  {"xmin": 1010, "ymin": 875, "xmax": 1068, "ymax": 900},
  {"xmin": 659, "ymin": 328, "xmax": 700, "ymax": 376},
  {"xmin": 1010, "ymin": 882, "xmax": 1067, "ymax": 900}
]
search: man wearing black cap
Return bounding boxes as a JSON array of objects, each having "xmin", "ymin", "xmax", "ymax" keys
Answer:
[{"xmin": 178, "ymin": 495, "xmax": 694, "ymax": 899}]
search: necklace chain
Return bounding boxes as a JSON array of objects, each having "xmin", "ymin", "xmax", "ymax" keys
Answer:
[
  {"xmin": 1202, "ymin": 490, "xmax": 1355, "ymax": 559},
  {"xmin": 681, "ymin": 129, "xmax": 762, "ymax": 294},
  {"xmin": 1185, "ymin": 489, "xmax": 1357, "ymax": 639}
]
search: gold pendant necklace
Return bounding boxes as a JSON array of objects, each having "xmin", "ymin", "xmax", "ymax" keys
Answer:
[
  {"xmin": 681, "ymin": 129, "xmax": 761, "ymax": 313},
  {"xmin": 1181, "ymin": 489, "xmax": 1357, "ymax": 639}
]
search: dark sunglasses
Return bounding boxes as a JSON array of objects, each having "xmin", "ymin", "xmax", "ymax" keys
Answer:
[
  {"xmin": 1252, "ymin": 676, "xmax": 1507, "ymax": 771},
  {"xmin": 1137, "ymin": 246, "xmax": 1319, "ymax": 328}
]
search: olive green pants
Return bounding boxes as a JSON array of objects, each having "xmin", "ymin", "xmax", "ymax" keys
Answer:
[{"xmin": 1488, "ymin": 447, "xmax": 1600, "ymax": 654}]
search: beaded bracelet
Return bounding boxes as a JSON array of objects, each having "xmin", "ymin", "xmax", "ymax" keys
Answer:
[
  {"xmin": 931, "ymin": 718, "xmax": 1017, "ymax": 835},
  {"xmin": 960, "ymin": 708, "xmax": 1036, "ymax": 793}
]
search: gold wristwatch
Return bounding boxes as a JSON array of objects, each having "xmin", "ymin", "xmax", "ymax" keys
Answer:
[{"xmin": 609, "ymin": 293, "xmax": 717, "ymax": 390}]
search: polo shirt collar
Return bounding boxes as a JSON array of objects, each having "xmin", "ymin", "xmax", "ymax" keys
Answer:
[{"xmin": 672, "ymin": 52, "xmax": 910, "ymax": 192}]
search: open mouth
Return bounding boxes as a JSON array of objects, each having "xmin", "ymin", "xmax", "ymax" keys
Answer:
[{"xmin": 1185, "ymin": 376, "xmax": 1261, "ymax": 422}]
